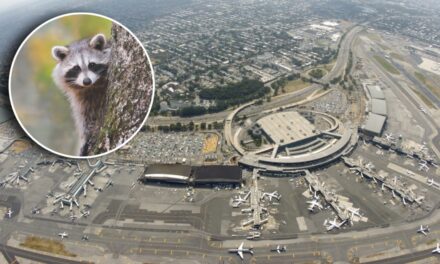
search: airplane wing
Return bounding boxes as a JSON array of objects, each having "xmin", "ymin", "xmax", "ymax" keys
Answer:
[
  {"xmin": 238, "ymin": 242, "xmax": 243, "ymax": 250},
  {"xmin": 238, "ymin": 251, "xmax": 244, "ymax": 259}
]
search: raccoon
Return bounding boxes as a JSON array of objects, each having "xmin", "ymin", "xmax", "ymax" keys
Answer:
[{"xmin": 52, "ymin": 33, "xmax": 111, "ymax": 156}]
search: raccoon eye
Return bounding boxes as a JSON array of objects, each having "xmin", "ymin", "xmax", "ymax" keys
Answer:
[
  {"xmin": 72, "ymin": 65, "xmax": 80, "ymax": 71},
  {"xmin": 88, "ymin": 62, "xmax": 96, "ymax": 68}
]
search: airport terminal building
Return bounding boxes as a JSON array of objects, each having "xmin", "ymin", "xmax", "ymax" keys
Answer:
[{"xmin": 141, "ymin": 164, "xmax": 242, "ymax": 186}]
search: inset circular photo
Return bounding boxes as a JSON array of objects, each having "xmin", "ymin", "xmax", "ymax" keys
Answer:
[{"xmin": 9, "ymin": 13, "xmax": 154, "ymax": 158}]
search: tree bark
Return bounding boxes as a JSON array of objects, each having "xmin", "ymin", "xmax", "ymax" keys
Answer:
[{"xmin": 87, "ymin": 23, "xmax": 153, "ymax": 155}]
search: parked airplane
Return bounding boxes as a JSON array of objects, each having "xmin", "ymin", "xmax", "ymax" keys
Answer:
[
  {"xmin": 271, "ymin": 245, "xmax": 287, "ymax": 253},
  {"xmin": 246, "ymin": 231, "xmax": 261, "ymax": 240},
  {"xmin": 417, "ymin": 225, "xmax": 430, "ymax": 236},
  {"xmin": 228, "ymin": 242, "xmax": 254, "ymax": 260},
  {"xmin": 420, "ymin": 107, "xmax": 428, "ymax": 114},
  {"xmin": 81, "ymin": 210, "xmax": 90, "ymax": 218},
  {"xmin": 427, "ymin": 178, "xmax": 440, "ymax": 188},
  {"xmin": 385, "ymin": 133, "xmax": 395, "ymax": 142},
  {"xmin": 31, "ymin": 207, "xmax": 41, "ymax": 215},
  {"xmin": 418, "ymin": 161, "xmax": 429, "ymax": 172},
  {"xmin": 406, "ymin": 170, "xmax": 415, "ymax": 176},
  {"xmin": 324, "ymin": 218, "xmax": 346, "ymax": 231},
  {"xmin": 58, "ymin": 232, "xmax": 69, "ymax": 239},
  {"xmin": 347, "ymin": 207, "xmax": 361, "ymax": 220},
  {"xmin": 432, "ymin": 243, "xmax": 440, "ymax": 254},
  {"xmin": 5, "ymin": 208, "xmax": 13, "ymax": 218},
  {"xmin": 233, "ymin": 195, "xmax": 248, "ymax": 205},
  {"xmin": 69, "ymin": 214, "xmax": 77, "ymax": 221},
  {"xmin": 263, "ymin": 191, "xmax": 281, "ymax": 201},
  {"xmin": 307, "ymin": 199, "xmax": 323, "ymax": 212}
]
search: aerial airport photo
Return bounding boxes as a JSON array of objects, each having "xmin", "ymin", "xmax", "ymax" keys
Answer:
[{"xmin": 1, "ymin": 0, "xmax": 440, "ymax": 263}]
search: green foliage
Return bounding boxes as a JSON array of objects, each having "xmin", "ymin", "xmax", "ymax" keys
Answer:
[
  {"xmin": 199, "ymin": 79, "xmax": 267, "ymax": 101},
  {"xmin": 373, "ymin": 55, "xmax": 400, "ymax": 75},
  {"xmin": 178, "ymin": 79, "xmax": 269, "ymax": 117},
  {"xmin": 330, "ymin": 76, "xmax": 342, "ymax": 85},
  {"xmin": 309, "ymin": 68, "xmax": 324, "ymax": 79},
  {"xmin": 179, "ymin": 106, "xmax": 207, "ymax": 117}
]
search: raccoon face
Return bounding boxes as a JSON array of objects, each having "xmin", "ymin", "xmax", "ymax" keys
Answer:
[{"xmin": 52, "ymin": 33, "xmax": 110, "ymax": 90}]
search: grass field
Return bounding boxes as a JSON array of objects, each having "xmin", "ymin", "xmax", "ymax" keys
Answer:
[
  {"xmin": 373, "ymin": 55, "xmax": 400, "ymax": 75},
  {"xmin": 415, "ymin": 71, "xmax": 440, "ymax": 99},
  {"xmin": 20, "ymin": 236, "xmax": 76, "ymax": 257},
  {"xmin": 410, "ymin": 87, "xmax": 435, "ymax": 109},
  {"xmin": 9, "ymin": 140, "xmax": 32, "ymax": 154},
  {"xmin": 390, "ymin": 52, "xmax": 404, "ymax": 61},
  {"xmin": 366, "ymin": 32, "xmax": 381, "ymax": 42},
  {"xmin": 202, "ymin": 133, "xmax": 219, "ymax": 154},
  {"xmin": 281, "ymin": 79, "xmax": 309, "ymax": 94}
]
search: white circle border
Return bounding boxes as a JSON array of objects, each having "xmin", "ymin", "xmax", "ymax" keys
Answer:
[{"xmin": 8, "ymin": 12, "xmax": 156, "ymax": 159}]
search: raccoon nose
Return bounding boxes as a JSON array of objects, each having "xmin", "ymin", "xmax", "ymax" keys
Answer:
[{"xmin": 83, "ymin": 78, "xmax": 92, "ymax": 86}]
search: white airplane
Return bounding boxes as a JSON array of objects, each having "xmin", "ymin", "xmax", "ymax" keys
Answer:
[
  {"xmin": 271, "ymin": 245, "xmax": 287, "ymax": 253},
  {"xmin": 324, "ymin": 218, "xmax": 347, "ymax": 231},
  {"xmin": 263, "ymin": 191, "xmax": 281, "ymax": 201},
  {"xmin": 418, "ymin": 162, "xmax": 429, "ymax": 172},
  {"xmin": 415, "ymin": 196, "xmax": 425, "ymax": 205},
  {"xmin": 228, "ymin": 242, "xmax": 254, "ymax": 260},
  {"xmin": 31, "ymin": 207, "xmax": 41, "ymax": 215},
  {"xmin": 385, "ymin": 133, "xmax": 395, "ymax": 141},
  {"xmin": 81, "ymin": 210, "xmax": 90, "ymax": 218},
  {"xmin": 347, "ymin": 207, "xmax": 361, "ymax": 219},
  {"xmin": 427, "ymin": 178, "xmax": 440, "ymax": 188},
  {"xmin": 365, "ymin": 162, "xmax": 374, "ymax": 172},
  {"xmin": 432, "ymin": 243, "xmax": 440, "ymax": 254},
  {"xmin": 232, "ymin": 195, "xmax": 247, "ymax": 207},
  {"xmin": 417, "ymin": 225, "xmax": 430, "ymax": 236},
  {"xmin": 307, "ymin": 199, "xmax": 323, "ymax": 212},
  {"xmin": 420, "ymin": 107, "xmax": 428, "ymax": 114},
  {"xmin": 246, "ymin": 231, "xmax": 261, "ymax": 240},
  {"xmin": 406, "ymin": 170, "xmax": 415, "ymax": 176},
  {"xmin": 58, "ymin": 232, "xmax": 69, "ymax": 240},
  {"xmin": 5, "ymin": 208, "xmax": 13, "ymax": 218},
  {"xmin": 234, "ymin": 195, "xmax": 247, "ymax": 203}
]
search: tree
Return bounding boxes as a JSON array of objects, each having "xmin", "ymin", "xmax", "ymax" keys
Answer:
[
  {"xmin": 309, "ymin": 69, "xmax": 324, "ymax": 79},
  {"xmin": 188, "ymin": 121, "xmax": 195, "ymax": 131},
  {"xmin": 84, "ymin": 24, "xmax": 153, "ymax": 155}
]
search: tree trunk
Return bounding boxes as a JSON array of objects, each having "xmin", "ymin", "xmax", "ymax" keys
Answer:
[{"xmin": 86, "ymin": 23, "xmax": 153, "ymax": 155}]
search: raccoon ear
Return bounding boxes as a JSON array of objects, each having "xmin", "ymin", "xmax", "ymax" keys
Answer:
[
  {"xmin": 89, "ymin": 33, "xmax": 106, "ymax": 51},
  {"xmin": 52, "ymin": 46, "xmax": 69, "ymax": 61}
]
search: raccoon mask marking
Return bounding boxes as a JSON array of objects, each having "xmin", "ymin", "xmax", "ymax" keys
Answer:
[{"xmin": 51, "ymin": 33, "xmax": 111, "ymax": 156}]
